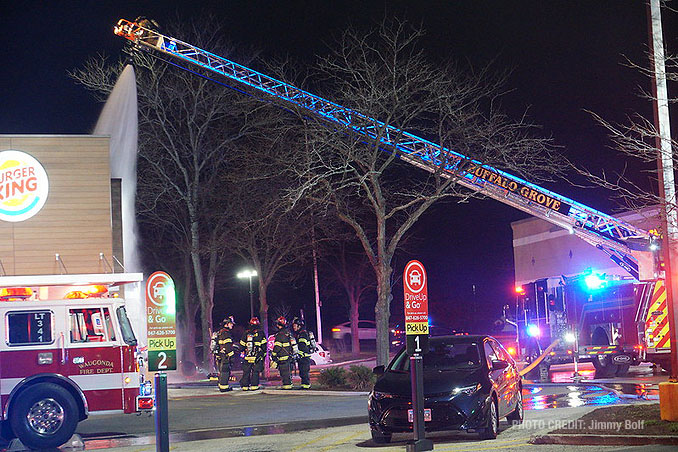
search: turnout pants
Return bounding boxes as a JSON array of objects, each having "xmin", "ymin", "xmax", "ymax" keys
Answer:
[
  {"xmin": 240, "ymin": 360, "xmax": 262, "ymax": 389},
  {"xmin": 218, "ymin": 357, "xmax": 231, "ymax": 391},
  {"xmin": 278, "ymin": 360, "xmax": 292, "ymax": 388},
  {"xmin": 297, "ymin": 357, "xmax": 311, "ymax": 388}
]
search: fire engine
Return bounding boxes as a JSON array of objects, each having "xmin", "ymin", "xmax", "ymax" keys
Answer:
[
  {"xmin": 0, "ymin": 273, "xmax": 152, "ymax": 449},
  {"xmin": 509, "ymin": 273, "xmax": 670, "ymax": 378},
  {"xmin": 112, "ymin": 19, "xmax": 671, "ymax": 377}
]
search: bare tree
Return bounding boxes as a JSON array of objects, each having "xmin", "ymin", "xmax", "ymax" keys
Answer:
[
  {"xmin": 579, "ymin": 55, "xmax": 677, "ymax": 213},
  {"xmin": 223, "ymin": 131, "xmax": 316, "ymax": 337},
  {"xmin": 284, "ymin": 18, "xmax": 560, "ymax": 365},
  {"xmin": 322, "ymin": 240, "xmax": 375, "ymax": 358},
  {"xmin": 72, "ymin": 18, "xmax": 274, "ymax": 368}
]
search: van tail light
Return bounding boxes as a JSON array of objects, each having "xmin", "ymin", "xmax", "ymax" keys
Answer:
[{"xmin": 137, "ymin": 396, "xmax": 154, "ymax": 411}]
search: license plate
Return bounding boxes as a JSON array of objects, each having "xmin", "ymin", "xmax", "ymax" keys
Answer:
[{"xmin": 408, "ymin": 408, "xmax": 431, "ymax": 422}]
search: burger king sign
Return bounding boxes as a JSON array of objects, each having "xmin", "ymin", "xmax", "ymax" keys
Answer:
[{"xmin": 0, "ymin": 150, "xmax": 49, "ymax": 222}]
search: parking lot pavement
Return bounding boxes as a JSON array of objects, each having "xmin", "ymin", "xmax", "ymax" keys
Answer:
[{"xmin": 87, "ymin": 402, "xmax": 667, "ymax": 452}]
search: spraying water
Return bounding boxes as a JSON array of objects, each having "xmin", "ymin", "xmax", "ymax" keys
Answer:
[{"xmin": 94, "ymin": 64, "xmax": 146, "ymax": 345}]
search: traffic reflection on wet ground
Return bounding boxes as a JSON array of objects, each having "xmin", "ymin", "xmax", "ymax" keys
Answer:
[{"xmin": 522, "ymin": 383, "xmax": 624, "ymax": 410}]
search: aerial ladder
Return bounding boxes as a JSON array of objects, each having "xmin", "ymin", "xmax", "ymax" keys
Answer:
[{"xmin": 113, "ymin": 19, "xmax": 656, "ymax": 281}]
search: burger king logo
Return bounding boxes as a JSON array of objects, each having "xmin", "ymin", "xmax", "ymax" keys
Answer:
[{"xmin": 0, "ymin": 150, "xmax": 49, "ymax": 222}]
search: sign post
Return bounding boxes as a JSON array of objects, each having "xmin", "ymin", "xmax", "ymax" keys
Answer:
[
  {"xmin": 404, "ymin": 260, "xmax": 433, "ymax": 452},
  {"xmin": 146, "ymin": 271, "xmax": 176, "ymax": 452}
]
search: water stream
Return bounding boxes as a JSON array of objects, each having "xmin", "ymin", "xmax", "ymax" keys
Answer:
[{"xmin": 93, "ymin": 64, "xmax": 145, "ymax": 344}]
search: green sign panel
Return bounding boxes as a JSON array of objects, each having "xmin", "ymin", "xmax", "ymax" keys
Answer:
[{"xmin": 146, "ymin": 271, "xmax": 177, "ymax": 371}]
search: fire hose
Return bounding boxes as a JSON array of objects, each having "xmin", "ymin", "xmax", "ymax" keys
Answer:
[{"xmin": 518, "ymin": 338, "xmax": 561, "ymax": 377}]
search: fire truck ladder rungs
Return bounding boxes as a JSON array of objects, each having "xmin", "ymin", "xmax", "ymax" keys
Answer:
[{"xmin": 114, "ymin": 19, "xmax": 652, "ymax": 279}]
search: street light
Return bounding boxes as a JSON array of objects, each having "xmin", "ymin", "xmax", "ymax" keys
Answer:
[{"xmin": 237, "ymin": 269, "xmax": 257, "ymax": 319}]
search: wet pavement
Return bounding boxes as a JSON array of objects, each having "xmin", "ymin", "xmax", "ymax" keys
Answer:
[
  {"xmin": 1, "ymin": 364, "xmax": 665, "ymax": 451},
  {"xmin": 74, "ymin": 378, "xmax": 654, "ymax": 450}
]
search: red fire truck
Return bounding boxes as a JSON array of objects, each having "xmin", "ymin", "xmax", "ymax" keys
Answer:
[
  {"xmin": 513, "ymin": 273, "xmax": 670, "ymax": 379},
  {"xmin": 0, "ymin": 273, "xmax": 152, "ymax": 449}
]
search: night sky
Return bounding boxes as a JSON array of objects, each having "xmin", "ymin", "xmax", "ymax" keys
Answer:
[{"xmin": 1, "ymin": 1, "xmax": 676, "ymax": 333}]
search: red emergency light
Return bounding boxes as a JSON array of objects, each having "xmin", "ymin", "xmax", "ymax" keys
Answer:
[
  {"xmin": 0, "ymin": 287, "xmax": 33, "ymax": 300},
  {"xmin": 136, "ymin": 396, "xmax": 154, "ymax": 411}
]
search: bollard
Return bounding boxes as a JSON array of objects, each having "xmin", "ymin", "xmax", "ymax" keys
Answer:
[
  {"xmin": 155, "ymin": 372, "xmax": 170, "ymax": 452},
  {"xmin": 407, "ymin": 355, "xmax": 433, "ymax": 452}
]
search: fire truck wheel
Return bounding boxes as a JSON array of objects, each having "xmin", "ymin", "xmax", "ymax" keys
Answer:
[
  {"xmin": 592, "ymin": 356, "xmax": 617, "ymax": 378},
  {"xmin": 9, "ymin": 383, "xmax": 78, "ymax": 450},
  {"xmin": 615, "ymin": 363, "xmax": 630, "ymax": 377}
]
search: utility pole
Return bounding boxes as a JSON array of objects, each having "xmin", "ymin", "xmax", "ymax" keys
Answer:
[
  {"xmin": 312, "ymin": 228, "xmax": 323, "ymax": 344},
  {"xmin": 648, "ymin": 0, "xmax": 678, "ymax": 420}
]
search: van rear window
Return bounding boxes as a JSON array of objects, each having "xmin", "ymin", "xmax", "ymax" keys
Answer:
[{"xmin": 7, "ymin": 311, "xmax": 53, "ymax": 345}]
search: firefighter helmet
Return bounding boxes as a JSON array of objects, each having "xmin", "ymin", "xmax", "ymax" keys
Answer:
[
  {"xmin": 276, "ymin": 316, "xmax": 287, "ymax": 328},
  {"xmin": 222, "ymin": 315, "xmax": 235, "ymax": 327},
  {"xmin": 292, "ymin": 316, "xmax": 304, "ymax": 327},
  {"xmin": 249, "ymin": 317, "xmax": 260, "ymax": 326}
]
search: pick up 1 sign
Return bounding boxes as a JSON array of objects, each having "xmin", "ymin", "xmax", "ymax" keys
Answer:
[
  {"xmin": 404, "ymin": 260, "xmax": 429, "ymax": 355},
  {"xmin": 146, "ymin": 271, "xmax": 177, "ymax": 371}
]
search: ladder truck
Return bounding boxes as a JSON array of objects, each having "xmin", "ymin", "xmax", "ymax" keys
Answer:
[{"xmin": 113, "ymin": 19, "xmax": 668, "ymax": 377}]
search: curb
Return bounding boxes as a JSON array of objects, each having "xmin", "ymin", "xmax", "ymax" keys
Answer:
[
  {"xmin": 167, "ymin": 387, "xmax": 369, "ymax": 399},
  {"xmin": 260, "ymin": 389, "xmax": 369, "ymax": 396},
  {"xmin": 82, "ymin": 416, "xmax": 369, "ymax": 449},
  {"xmin": 531, "ymin": 434, "xmax": 678, "ymax": 446}
]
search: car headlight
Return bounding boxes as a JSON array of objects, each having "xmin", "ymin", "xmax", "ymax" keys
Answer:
[
  {"xmin": 371, "ymin": 391, "xmax": 396, "ymax": 400},
  {"xmin": 452, "ymin": 383, "xmax": 481, "ymax": 396}
]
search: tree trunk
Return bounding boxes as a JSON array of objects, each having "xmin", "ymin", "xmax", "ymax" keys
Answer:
[
  {"xmin": 179, "ymin": 253, "xmax": 197, "ymax": 371},
  {"xmin": 375, "ymin": 264, "xmax": 393, "ymax": 366},
  {"xmin": 258, "ymin": 278, "xmax": 270, "ymax": 378},
  {"xmin": 259, "ymin": 279, "xmax": 269, "ymax": 338},
  {"xmin": 188, "ymin": 218, "xmax": 213, "ymax": 370},
  {"xmin": 350, "ymin": 298, "xmax": 361, "ymax": 358}
]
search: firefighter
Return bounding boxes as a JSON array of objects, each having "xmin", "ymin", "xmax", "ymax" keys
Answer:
[
  {"xmin": 216, "ymin": 316, "xmax": 236, "ymax": 392},
  {"xmin": 271, "ymin": 316, "xmax": 297, "ymax": 389},
  {"xmin": 239, "ymin": 317, "xmax": 266, "ymax": 391},
  {"xmin": 292, "ymin": 317, "xmax": 317, "ymax": 389},
  {"xmin": 208, "ymin": 329, "xmax": 219, "ymax": 382}
]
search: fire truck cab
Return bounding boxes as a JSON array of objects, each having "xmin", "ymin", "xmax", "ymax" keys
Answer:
[{"xmin": 0, "ymin": 273, "xmax": 150, "ymax": 449}]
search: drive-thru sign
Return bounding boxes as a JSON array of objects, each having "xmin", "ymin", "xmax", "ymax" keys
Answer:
[
  {"xmin": 404, "ymin": 260, "xmax": 429, "ymax": 355},
  {"xmin": 146, "ymin": 271, "xmax": 177, "ymax": 371},
  {"xmin": 403, "ymin": 260, "xmax": 434, "ymax": 451}
]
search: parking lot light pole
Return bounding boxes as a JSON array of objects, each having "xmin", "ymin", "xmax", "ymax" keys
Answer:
[{"xmin": 237, "ymin": 269, "xmax": 257, "ymax": 319}]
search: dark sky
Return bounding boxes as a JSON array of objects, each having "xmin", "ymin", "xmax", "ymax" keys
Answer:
[{"xmin": 1, "ymin": 1, "xmax": 675, "ymax": 331}]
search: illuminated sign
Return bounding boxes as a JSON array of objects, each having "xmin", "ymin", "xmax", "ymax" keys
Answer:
[
  {"xmin": 146, "ymin": 271, "xmax": 177, "ymax": 371},
  {"xmin": 404, "ymin": 260, "xmax": 429, "ymax": 335},
  {"xmin": 464, "ymin": 162, "xmax": 571, "ymax": 214},
  {"xmin": 0, "ymin": 150, "xmax": 49, "ymax": 222},
  {"xmin": 404, "ymin": 260, "xmax": 430, "ymax": 355}
]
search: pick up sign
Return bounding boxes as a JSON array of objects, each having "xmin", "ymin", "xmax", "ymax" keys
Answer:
[
  {"xmin": 146, "ymin": 271, "xmax": 177, "ymax": 371},
  {"xmin": 404, "ymin": 260, "xmax": 429, "ymax": 355}
]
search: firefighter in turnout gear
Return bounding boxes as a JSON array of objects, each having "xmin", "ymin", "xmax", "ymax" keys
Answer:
[
  {"xmin": 216, "ymin": 316, "xmax": 236, "ymax": 392},
  {"xmin": 208, "ymin": 329, "xmax": 219, "ymax": 381},
  {"xmin": 271, "ymin": 316, "xmax": 297, "ymax": 389},
  {"xmin": 292, "ymin": 317, "xmax": 316, "ymax": 389},
  {"xmin": 239, "ymin": 317, "xmax": 266, "ymax": 391}
]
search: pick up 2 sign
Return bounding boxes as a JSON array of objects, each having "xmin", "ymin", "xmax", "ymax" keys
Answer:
[
  {"xmin": 404, "ymin": 260, "xmax": 429, "ymax": 355},
  {"xmin": 146, "ymin": 271, "xmax": 177, "ymax": 371}
]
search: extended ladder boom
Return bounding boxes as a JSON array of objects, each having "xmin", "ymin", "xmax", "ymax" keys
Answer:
[{"xmin": 114, "ymin": 19, "xmax": 653, "ymax": 279}]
